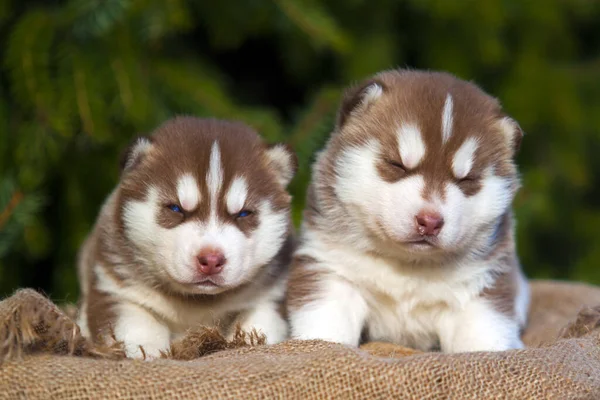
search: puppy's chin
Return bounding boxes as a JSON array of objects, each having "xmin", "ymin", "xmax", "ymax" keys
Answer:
[
  {"xmin": 368, "ymin": 222, "xmax": 438, "ymax": 254},
  {"xmin": 367, "ymin": 227, "xmax": 459, "ymax": 264},
  {"xmin": 160, "ymin": 274, "xmax": 233, "ymax": 296}
]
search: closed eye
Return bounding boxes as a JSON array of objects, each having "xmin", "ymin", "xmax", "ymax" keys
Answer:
[
  {"xmin": 386, "ymin": 159, "xmax": 406, "ymax": 171},
  {"xmin": 458, "ymin": 175, "xmax": 479, "ymax": 183}
]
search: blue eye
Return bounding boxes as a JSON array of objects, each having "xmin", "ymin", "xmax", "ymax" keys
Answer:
[
  {"xmin": 236, "ymin": 210, "xmax": 252, "ymax": 218},
  {"xmin": 168, "ymin": 204, "xmax": 183, "ymax": 213}
]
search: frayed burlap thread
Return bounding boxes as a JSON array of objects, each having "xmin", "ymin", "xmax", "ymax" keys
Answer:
[
  {"xmin": 1, "ymin": 280, "xmax": 600, "ymax": 399},
  {"xmin": 0, "ymin": 289, "xmax": 125, "ymax": 362},
  {"xmin": 163, "ymin": 325, "xmax": 266, "ymax": 360},
  {"xmin": 0, "ymin": 289, "xmax": 266, "ymax": 364}
]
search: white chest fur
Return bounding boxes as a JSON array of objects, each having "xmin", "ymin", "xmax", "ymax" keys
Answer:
[
  {"xmin": 95, "ymin": 265, "xmax": 248, "ymax": 333},
  {"xmin": 297, "ymin": 236, "xmax": 499, "ymax": 351},
  {"xmin": 93, "ymin": 263, "xmax": 289, "ymax": 358}
]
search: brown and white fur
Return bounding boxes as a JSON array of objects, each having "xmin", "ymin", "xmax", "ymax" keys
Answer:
[
  {"xmin": 286, "ymin": 69, "xmax": 530, "ymax": 353},
  {"xmin": 77, "ymin": 117, "xmax": 297, "ymax": 359}
]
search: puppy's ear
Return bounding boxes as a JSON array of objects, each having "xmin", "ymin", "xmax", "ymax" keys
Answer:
[
  {"xmin": 120, "ymin": 136, "xmax": 153, "ymax": 172},
  {"xmin": 264, "ymin": 143, "xmax": 298, "ymax": 187},
  {"xmin": 496, "ymin": 116, "xmax": 524, "ymax": 156},
  {"xmin": 336, "ymin": 78, "xmax": 385, "ymax": 129}
]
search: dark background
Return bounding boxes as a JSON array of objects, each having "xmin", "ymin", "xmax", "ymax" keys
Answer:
[{"xmin": 1, "ymin": 0, "xmax": 600, "ymax": 302}]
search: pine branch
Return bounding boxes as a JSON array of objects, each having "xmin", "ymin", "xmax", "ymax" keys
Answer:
[
  {"xmin": 152, "ymin": 58, "xmax": 284, "ymax": 141},
  {"xmin": 273, "ymin": 0, "xmax": 351, "ymax": 53},
  {"xmin": 289, "ymin": 87, "xmax": 341, "ymax": 151},
  {"xmin": 68, "ymin": 0, "xmax": 132, "ymax": 41},
  {"xmin": 0, "ymin": 190, "xmax": 23, "ymax": 231},
  {"xmin": 0, "ymin": 177, "xmax": 45, "ymax": 259},
  {"xmin": 73, "ymin": 66, "xmax": 95, "ymax": 138},
  {"xmin": 0, "ymin": 1, "xmax": 10, "ymax": 28},
  {"xmin": 66, "ymin": 48, "xmax": 114, "ymax": 142},
  {"xmin": 132, "ymin": 0, "xmax": 193, "ymax": 41},
  {"xmin": 5, "ymin": 10, "xmax": 56, "ymax": 120},
  {"xmin": 286, "ymin": 87, "xmax": 341, "ymax": 226}
]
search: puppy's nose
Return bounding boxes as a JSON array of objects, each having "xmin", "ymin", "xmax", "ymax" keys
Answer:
[
  {"xmin": 196, "ymin": 249, "xmax": 226, "ymax": 275},
  {"xmin": 415, "ymin": 212, "xmax": 444, "ymax": 236}
]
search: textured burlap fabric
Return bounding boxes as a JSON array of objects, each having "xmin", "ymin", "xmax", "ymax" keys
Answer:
[{"xmin": 1, "ymin": 280, "xmax": 600, "ymax": 399}]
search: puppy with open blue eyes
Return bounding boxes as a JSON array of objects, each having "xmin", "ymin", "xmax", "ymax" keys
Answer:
[{"xmin": 76, "ymin": 116, "xmax": 297, "ymax": 359}]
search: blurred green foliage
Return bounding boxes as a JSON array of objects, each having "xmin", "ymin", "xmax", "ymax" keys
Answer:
[{"xmin": 1, "ymin": 0, "xmax": 600, "ymax": 301}]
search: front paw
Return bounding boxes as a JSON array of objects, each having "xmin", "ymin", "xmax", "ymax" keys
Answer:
[
  {"xmin": 113, "ymin": 302, "xmax": 172, "ymax": 360},
  {"xmin": 441, "ymin": 300, "xmax": 526, "ymax": 353},
  {"xmin": 510, "ymin": 337, "xmax": 525, "ymax": 350},
  {"xmin": 452, "ymin": 338, "xmax": 523, "ymax": 353},
  {"xmin": 233, "ymin": 315, "xmax": 288, "ymax": 345},
  {"xmin": 443, "ymin": 325, "xmax": 524, "ymax": 353}
]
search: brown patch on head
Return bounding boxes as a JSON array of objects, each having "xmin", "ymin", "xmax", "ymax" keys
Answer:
[
  {"xmin": 156, "ymin": 206, "xmax": 186, "ymax": 229},
  {"xmin": 326, "ymin": 69, "xmax": 522, "ymax": 200},
  {"xmin": 375, "ymin": 139, "xmax": 410, "ymax": 184},
  {"xmin": 229, "ymin": 210, "xmax": 260, "ymax": 237},
  {"xmin": 455, "ymin": 176, "xmax": 483, "ymax": 198},
  {"xmin": 116, "ymin": 117, "xmax": 294, "ymax": 236}
]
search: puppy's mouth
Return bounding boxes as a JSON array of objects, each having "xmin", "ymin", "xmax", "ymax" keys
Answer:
[
  {"xmin": 403, "ymin": 236, "xmax": 439, "ymax": 248},
  {"xmin": 374, "ymin": 220, "xmax": 441, "ymax": 250},
  {"xmin": 193, "ymin": 278, "xmax": 222, "ymax": 288},
  {"xmin": 182, "ymin": 277, "xmax": 231, "ymax": 295}
]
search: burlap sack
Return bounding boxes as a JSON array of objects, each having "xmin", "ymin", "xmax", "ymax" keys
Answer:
[{"xmin": 1, "ymin": 280, "xmax": 600, "ymax": 399}]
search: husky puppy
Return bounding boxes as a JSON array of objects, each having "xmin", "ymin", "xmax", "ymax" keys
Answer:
[
  {"xmin": 77, "ymin": 117, "xmax": 297, "ymax": 358},
  {"xmin": 287, "ymin": 69, "xmax": 529, "ymax": 353}
]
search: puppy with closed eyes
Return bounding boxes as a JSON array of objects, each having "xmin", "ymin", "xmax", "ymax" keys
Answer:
[{"xmin": 287, "ymin": 69, "xmax": 529, "ymax": 353}]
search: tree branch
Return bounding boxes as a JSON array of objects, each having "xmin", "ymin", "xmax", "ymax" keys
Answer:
[{"xmin": 0, "ymin": 190, "xmax": 24, "ymax": 230}]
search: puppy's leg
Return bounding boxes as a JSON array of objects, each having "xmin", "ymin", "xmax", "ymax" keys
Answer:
[
  {"xmin": 113, "ymin": 302, "xmax": 171, "ymax": 359},
  {"xmin": 289, "ymin": 277, "xmax": 368, "ymax": 347},
  {"xmin": 514, "ymin": 270, "xmax": 531, "ymax": 329},
  {"xmin": 439, "ymin": 299, "xmax": 523, "ymax": 353},
  {"xmin": 234, "ymin": 300, "xmax": 288, "ymax": 344}
]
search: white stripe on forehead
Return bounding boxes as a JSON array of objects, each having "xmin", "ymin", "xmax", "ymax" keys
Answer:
[
  {"xmin": 452, "ymin": 137, "xmax": 479, "ymax": 179},
  {"xmin": 207, "ymin": 141, "xmax": 223, "ymax": 216},
  {"xmin": 397, "ymin": 124, "xmax": 426, "ymax": 169},
  {"xmin": 177, "ymin": 174, "xmax": 200, "ymax": 211},
  {"xmin": 226, "ymin": 176, "xmax": 248, "ymax": 214},
  {"xmin": 441, "ymin": 93, "xmax": 454, "ymax": 144}
]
